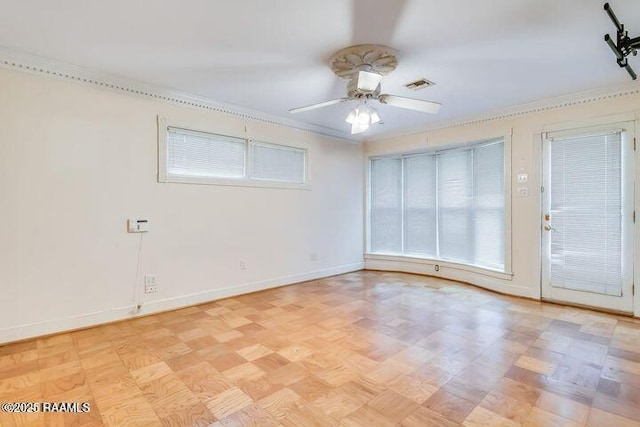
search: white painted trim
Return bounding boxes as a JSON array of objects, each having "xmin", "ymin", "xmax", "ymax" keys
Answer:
[
  {"xmin": 364, "ymin": 157, "xmax": 372, "ymax": 254},
  {"xmin": 0, "ymin": 262, "xmax": 364, "ymax": 344},
  {"xmin": 160, "ymin": 175, "xmax": 312, "ymax": 190},
  {"xmin": 540, "ymin": 121, "xmax": 636, "ymax": 314},
  {"xmin": 504, "ymin": 129, "xmax": 514, "ymax": 275},
  {"xmin": 634, "ymin": 116, "xmax": 640, "ymax": 318},
  {"xmin": 0, "ymin": 46, "xmax": 357, "ymax": 144},
  {"xmin": 367, "ymin": 81, "xmax": 640, "ymax": 143},
  {"xmin": 157, "ymin": 116, "xmax": 168, "ymax": 182},
  {"xmin": 542, "ymin": 112, "xmax": 637, "ymax": 134},
  {"xmin": 157, "ymin": 118, "xmax": 311, "ymax": 190},
  {"xmin": 364, "ymin": 257, "xmax": 536, "ymax": 299},
  {"xmin": 531, "ymin": 131, "xmax": 544, "ymax": 302},
  {"xmin": 365, "ymin": 254, "xmax": 512, "ymax": 280},
  {"xmin": 4, "ymin": 46, "xmax": 640, "ymax": 146}
]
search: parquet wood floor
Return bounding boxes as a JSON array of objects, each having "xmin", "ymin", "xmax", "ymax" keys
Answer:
[{"xmin": 1, "ymin": 270, "xmax": 640, "ymax": 426}]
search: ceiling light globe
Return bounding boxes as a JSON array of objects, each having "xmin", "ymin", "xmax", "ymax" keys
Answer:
[
  {"xmin": 345, "ymin": 109, "xmax": 357, "ymax": 124},
  {"xmin": 370, "ymin": 108, "xmax": 381, "ymax": 124}
]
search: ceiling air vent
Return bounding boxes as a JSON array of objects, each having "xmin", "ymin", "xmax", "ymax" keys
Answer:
[{"xmin": 405, "ymin": 78, "xmax": 435, "ymax": 90}]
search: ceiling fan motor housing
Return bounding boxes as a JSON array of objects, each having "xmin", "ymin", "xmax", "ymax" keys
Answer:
[{"xmin": 346, "ymin": 78, "xmax": 381, "ymax": 99}]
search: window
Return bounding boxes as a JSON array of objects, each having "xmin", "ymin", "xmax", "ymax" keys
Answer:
[
  {"xmin": 167, "ymin": 127, "xmax": 245, "ymax": 179},
  {"xmin": 370, "ymin": 157, "xmax": 403, "ymax": 253},
  {"xmin": 159, "ymin": 124, "xmax": 308, "ymax": 188},
  {"xmin": 250, "ymin": 142, "xmax": 306, "ymax": 184},
  {"xmin": 369, "ymin": 139, "xmax": 506, "ymax": 272}
]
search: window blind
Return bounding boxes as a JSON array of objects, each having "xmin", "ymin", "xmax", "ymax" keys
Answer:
[
  {"xmin": 370, "ymin": 157, "xmax": 402, "ymax": 254},
  {"xmin": 250, "ymin": 142, "xmax": 306, "ymax": 183},
  {"xmin": 167, "ymin": 127, "xmax": 245, "ymax": 179},
  {"xmin": 549, "ymin": 132, "xmax": 622, "ymax": 296},
  {"xmin": 403, "ymin": 155, "xmax": 437, "ymax": 256},
  {"xmin": 369, "ymin": 139, "xmax": 505, "ymax": 271},
  {"xmin": 437, "ymin": 149, "xmax": 473, "ymax": 264},
  {"xmin": 472, "ymin": 142, "xmax": 505, "ymax": 269}
]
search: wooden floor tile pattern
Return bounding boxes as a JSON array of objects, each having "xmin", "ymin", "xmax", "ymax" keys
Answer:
[{"xmin": 1, "ymin": 270, "xmax": 640, "ymax": 426}]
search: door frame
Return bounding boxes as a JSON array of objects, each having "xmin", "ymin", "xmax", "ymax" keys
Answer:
[{"xmin": 539, "ymin": 115, "xmax": 637, "ymax": 314}]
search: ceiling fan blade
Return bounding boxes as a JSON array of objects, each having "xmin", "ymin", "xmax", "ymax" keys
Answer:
[
  {"xmin": 356, "ymin": 71, "xmax": 383, "ymax": 92},
  {"xmin": 289, "ymin": 98, "xmax": 349, "ymax": 114},
  {"xmin": 378, "ymin": 94, "xmax": 442, "ymax": 114}
]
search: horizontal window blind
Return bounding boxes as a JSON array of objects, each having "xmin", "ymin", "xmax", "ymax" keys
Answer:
[
  {"xmin": 549, "ymin": 132, "xmax": 622, "ymax": 296},
  {"xmin": 250, "ymin": 142, "xmax": 306, "ymax": 184},
  {"xmin": 164, "ymin": 126, "xmax": 308, "ymax": 187},
  {"xmin": 404, "ymin": 155, "xmax": 437, "ymax": 256},
  {"xmin": 437, "ymin": 149, "xmax": 473, "ymax": 264},
  {"xmin": 167, "ymin": 127, "xmax": 245, "ymax": 179},
  {"xmin": 369, "ymin": 139, "xmax": 505, "ymax": 271},
  {"xmin": 370, "ymin": 157, "xmax": 402, "ymax": 254},
  {"xmin": 473, "ymin": 142, "xmax": 505, "ymax": 270}
]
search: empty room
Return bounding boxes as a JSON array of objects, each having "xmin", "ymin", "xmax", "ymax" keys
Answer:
[{"xmin": 2, "ymin": 0, "xmax": 640, "ymax": 426}]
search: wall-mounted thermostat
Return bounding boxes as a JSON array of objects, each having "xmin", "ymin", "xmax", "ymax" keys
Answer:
[{"xmin": 127, "ymin": 218, "xmax": 149, "ymax": 233}]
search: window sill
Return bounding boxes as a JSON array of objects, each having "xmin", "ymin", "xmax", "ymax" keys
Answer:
[
  {"xmin": 159, "ymin": 175, "xmax": 311, "ymax": 190},
  {"xmin": 364, "ymin": 253, "xmax": 513, "ymax": 281}
]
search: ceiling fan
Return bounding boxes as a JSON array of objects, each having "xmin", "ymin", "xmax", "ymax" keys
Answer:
[{"xmin": 289, "ymin": 44, "xmax": 441, "ymax": 134}]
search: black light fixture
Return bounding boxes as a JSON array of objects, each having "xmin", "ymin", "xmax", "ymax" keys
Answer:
[{"xmin": 604, "ymin": 2, "xmax": 640, "ymax": 80}]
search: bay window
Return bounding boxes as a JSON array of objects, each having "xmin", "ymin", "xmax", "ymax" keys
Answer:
[{"xmin": 369, "ymin": 138, "xmax": 506, "ymax": 272}]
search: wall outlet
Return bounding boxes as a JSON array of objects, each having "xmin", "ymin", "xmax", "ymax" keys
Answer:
[
  {"xmin": 517, "ymin": 187, "xmax": 529, "ymax": 197},
  {"xmin": 310, "ymin": 253, "xmax": 318, "ymax": 262},
  {"xmin": 239, "ymin": 260, "xmax": 246, "ymax": 270},
  {"xmin": 144, "ymin": 275, "xmax": 157, "ymax": 293}
]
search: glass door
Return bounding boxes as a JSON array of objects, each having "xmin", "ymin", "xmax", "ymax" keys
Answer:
[{"xmin": 541, "ymin": 123, "xmax": 634, "ymax": 312}]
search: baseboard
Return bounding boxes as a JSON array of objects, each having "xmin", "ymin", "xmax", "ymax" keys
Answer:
[
  {"xmin": 0, "ymin": 262, "xmax": 364, "ymax": 344},
  {"xmin": 365, "ymin": 259, "xmax": 539, "ymax": 300},
  {"xmin": 139, "ymin": 262, "xmax": 364, "ymax": 314}
]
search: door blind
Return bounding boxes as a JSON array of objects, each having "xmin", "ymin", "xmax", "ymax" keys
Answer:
[{"xmin": 549, "ymin": 132, "xmax": 623, "ymax": 296}]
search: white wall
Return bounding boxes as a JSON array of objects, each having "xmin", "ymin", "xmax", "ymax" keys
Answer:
[
  {"xmin": 0, "ymin": 68, "xmax": 364, "ymax": 343},
  {"xmin": 365, "ymin": 89, "xmax": 640, "ymax": 317}
]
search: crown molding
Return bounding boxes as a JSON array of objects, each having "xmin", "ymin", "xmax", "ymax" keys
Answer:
[
  {"xmin": 6, "ymin": 46, "xmax": 639, "ymax": 145},
  {"xmin": 366, "ymin": 79, "xmax": 640, "ymax": 143},
  {"xmin": 0, "ymin": 46, "xmax": 359, "ymax": 144}
]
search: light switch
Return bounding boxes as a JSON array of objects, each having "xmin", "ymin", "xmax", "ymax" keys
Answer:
[{"xmin": 517, "ymin": 173, "xmax": 528, "ymax": 183}]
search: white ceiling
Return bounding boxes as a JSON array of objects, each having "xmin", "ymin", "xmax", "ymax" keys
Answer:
[{"xmin": 1, "ymin": 0, "xmax": 639, "ymax": 139}]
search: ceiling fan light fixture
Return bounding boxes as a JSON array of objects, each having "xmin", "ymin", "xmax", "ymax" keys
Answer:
[
  {"xmin": 370, "ymin": 107, "xmax": 381, "ymax": 124},
  {"xmin": 351, "ymin": 121, "xmax": 369, "ymax": 134},
  {"xmin": 347, "ymin": 102, "xmax": 381, "ymax": 134},
  {"xmin": 345, "ymin": 109, "xmax": 357, "ymax": 124},
  {"xmin": 355, "ymin": 104, "xmax": 370, "ymax": 124},
  {"xmin": 289, "ymin": 45, "xmax": 441, "ymax": 135}
]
